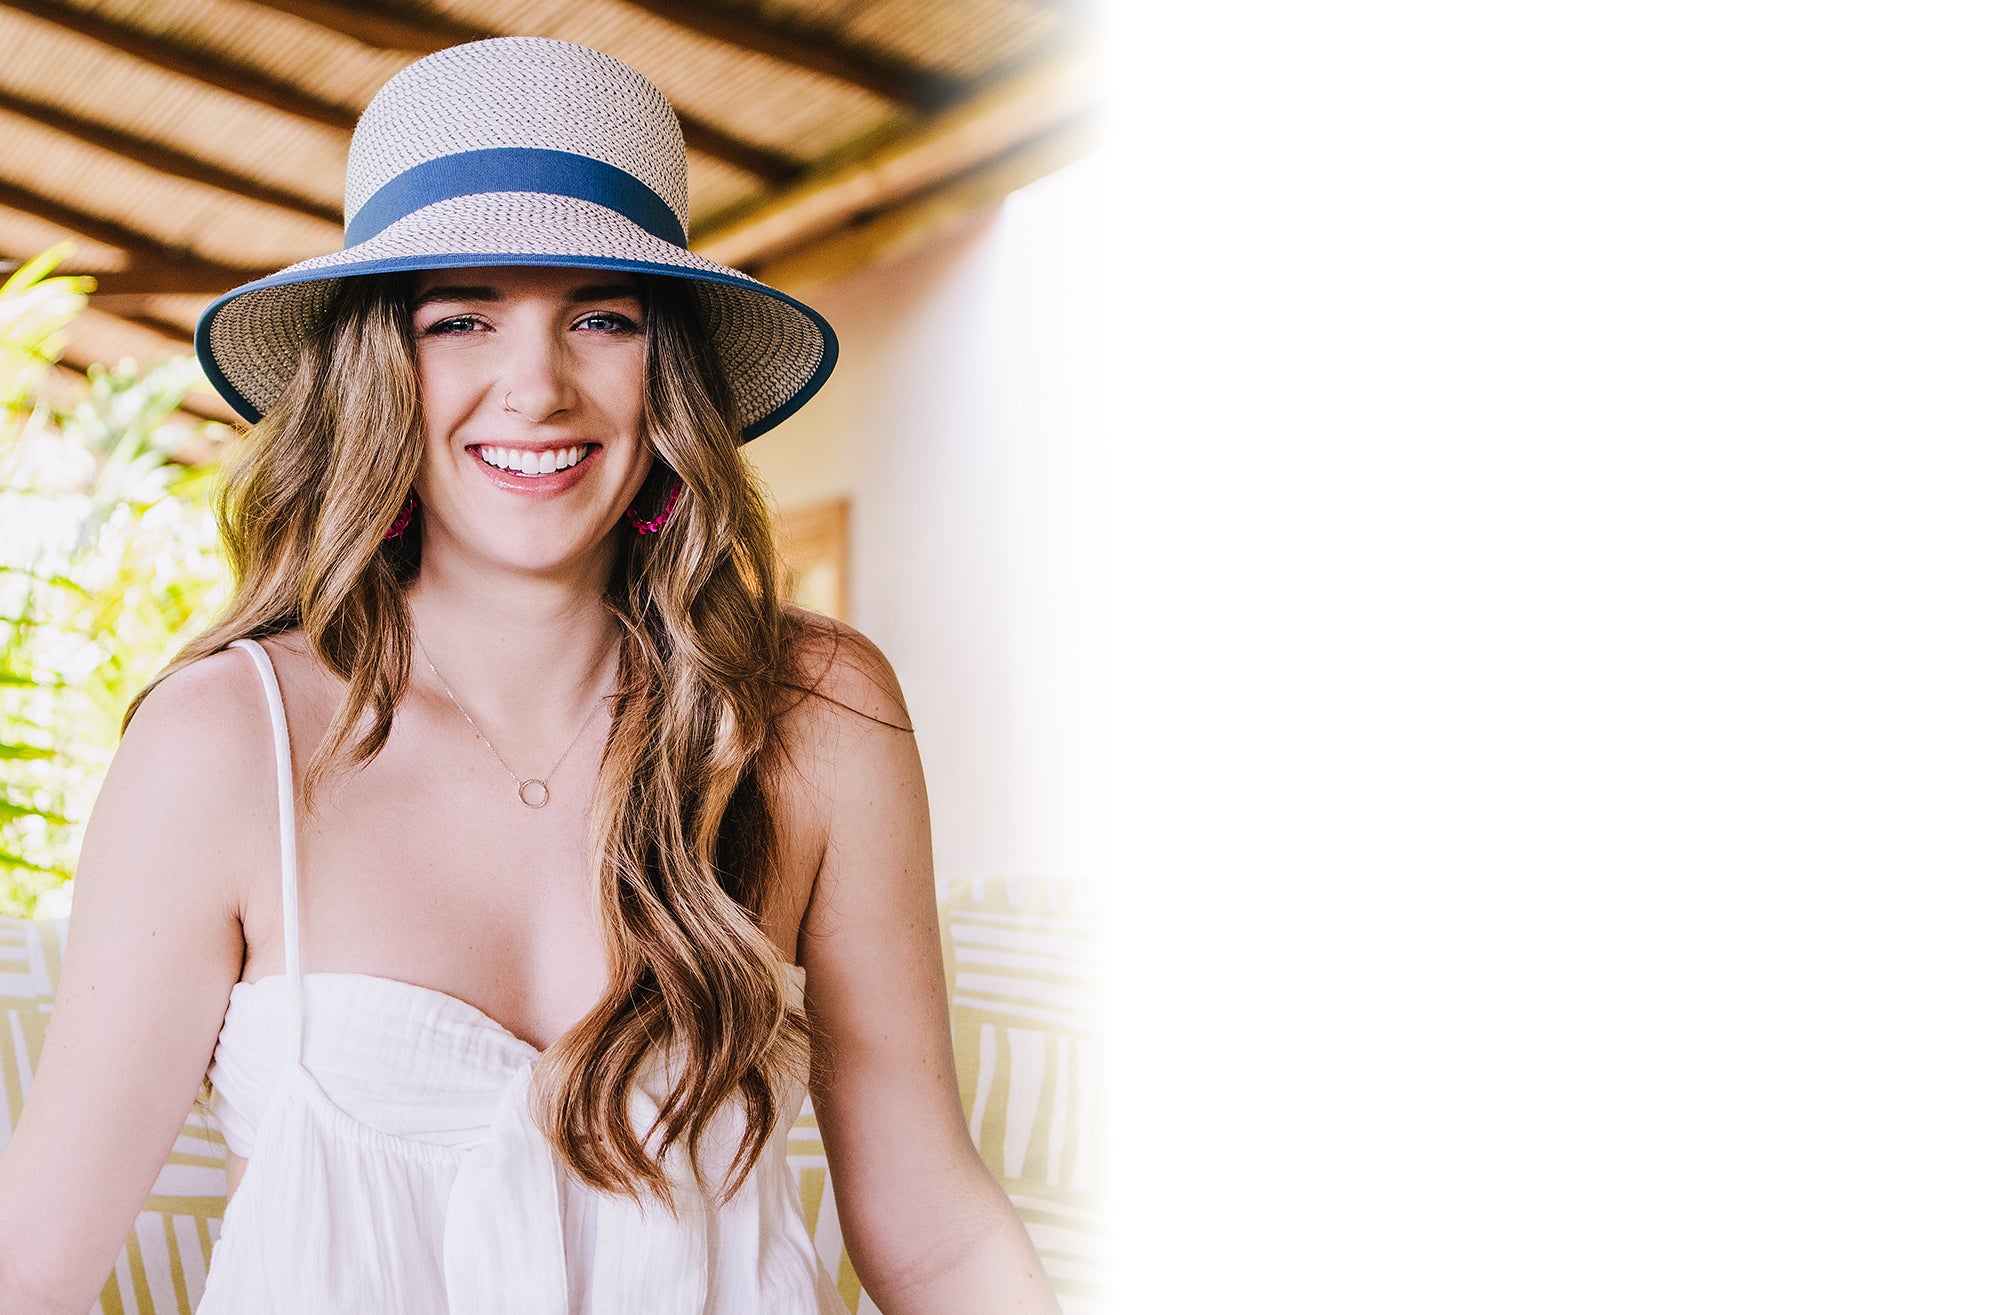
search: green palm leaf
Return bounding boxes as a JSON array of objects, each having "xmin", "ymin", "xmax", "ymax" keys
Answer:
[
  {"xmin": 0, "ymin": 241, "xmax": 232, "ymax": 913},
  {"xmin": 0, "ymin": 850, "xmax": 75, "ymax": 878},
  {"xmin": 0, "ymin": 799, "xmax": 70, "ymax": 825}
]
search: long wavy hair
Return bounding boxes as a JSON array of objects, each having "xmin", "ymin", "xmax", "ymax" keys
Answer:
[{"xmin": 133, "ymin": 267, "xmax": 840, "ymax": 1213}]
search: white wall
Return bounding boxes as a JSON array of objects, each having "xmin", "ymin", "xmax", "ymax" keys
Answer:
[{"xmin": 746, "ymin": 153, "xmax": 1107, "ymax": 886}]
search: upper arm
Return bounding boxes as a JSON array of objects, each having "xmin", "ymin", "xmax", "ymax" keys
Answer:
[
  {"xmin": 783, "ymin": 616, "xmax": 992, "ymax": 1281},
  {"xmin": 0, "ymin": 647, "xmax": 263, "ymax": 1308}
]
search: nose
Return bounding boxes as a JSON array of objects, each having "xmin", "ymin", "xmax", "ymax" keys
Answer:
[{"xmin": 498, "ymin": 317, "xmax": 576, "ymax": 421}]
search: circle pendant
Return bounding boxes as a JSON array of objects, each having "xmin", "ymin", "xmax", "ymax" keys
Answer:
[{"xmin": 519, "ymin": 779, "xmax": 551, "ymax": 808}]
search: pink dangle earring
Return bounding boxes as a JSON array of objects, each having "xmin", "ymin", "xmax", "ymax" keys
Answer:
[
  {"xmin": 384, "ymin": 490, "xmax": 417, "ymax": 540},
  {"xmin": 623, "ymin": 478, "xmax": 686, "ymax": 535}
]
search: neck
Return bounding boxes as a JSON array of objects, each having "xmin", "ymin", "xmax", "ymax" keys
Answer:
[{"xmin": 404, "ymin": 561, "xmax": 623, "ymax": 757}]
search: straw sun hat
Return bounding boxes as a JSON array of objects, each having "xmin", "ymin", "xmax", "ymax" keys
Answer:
[{"xmin": 194, "ymin": 35, "xmax": 837, "ymax": 441}]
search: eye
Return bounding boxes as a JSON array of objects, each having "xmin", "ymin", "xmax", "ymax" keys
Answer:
[
  {"xmin": 577, "ymin": 311, "xmax": 641, "ymax": 334},
  {"xmin": 420, "ymin": 314, "xmax": 483, "ymax": 336}
]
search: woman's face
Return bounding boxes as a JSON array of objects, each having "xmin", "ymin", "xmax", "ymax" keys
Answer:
[{"xmin": 408, "ymin": 264, "xmax": 655, "ymax": 576}]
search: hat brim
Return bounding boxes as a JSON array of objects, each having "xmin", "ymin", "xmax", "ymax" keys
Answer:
[{"xmin": 195, "ymin": 191, "xmax": 837, "ymax": 442}]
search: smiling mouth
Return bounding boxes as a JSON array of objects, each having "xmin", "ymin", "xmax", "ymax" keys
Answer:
[{"xmin": 469, "ymin": 443, "xmax": 599, "ymax": 477}]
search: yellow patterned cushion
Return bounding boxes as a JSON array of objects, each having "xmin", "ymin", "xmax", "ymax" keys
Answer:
[
  {"xmin": 793, "ymin": 876, "xmax": 1107, "ymax": 1315},
  {"xmin": 0, "ymin": 875, "xmax": 1103, "ymax": 1314},
  {"xmin": 939, "ymin": 876, "xmax": 1106, "ymax": 1312}
]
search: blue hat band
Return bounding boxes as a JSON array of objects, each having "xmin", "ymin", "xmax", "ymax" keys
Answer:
[{"xmin": 344, "ymin": 146, "xmax": 688, "ymax": 250}]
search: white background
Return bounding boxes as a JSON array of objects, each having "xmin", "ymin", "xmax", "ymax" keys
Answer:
[{"xmin": 1100, "ymin": 2, "xmax": 2000, "ymax": 1309}]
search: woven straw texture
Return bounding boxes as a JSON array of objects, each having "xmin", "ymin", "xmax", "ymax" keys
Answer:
[
  {"xmin": 197, "ymin": 36, "xmax": 834, "ymax": 439},
  {"xmin": 344, "ymin": 38, "xmax": 691, "ymax": 233}
]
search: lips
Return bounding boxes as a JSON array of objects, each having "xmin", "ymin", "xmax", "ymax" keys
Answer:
[{"xmin": 465, "ymin": 443, "xmax": 601, "ymax": 497}]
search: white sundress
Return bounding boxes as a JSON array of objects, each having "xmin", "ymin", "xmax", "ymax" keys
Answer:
[{"xmin": 197, "ymin": 636, "xmax": 847, "ymax": 1314}]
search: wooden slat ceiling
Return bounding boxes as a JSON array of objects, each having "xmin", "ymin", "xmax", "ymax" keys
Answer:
[{"xmin": 0, "ymin": 0, "xmax": 1098, "ymax": 435}]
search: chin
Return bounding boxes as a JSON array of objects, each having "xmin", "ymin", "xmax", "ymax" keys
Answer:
[{"xmin": 471, "ymin": 531, "xmax": 609, "ymax": 573}]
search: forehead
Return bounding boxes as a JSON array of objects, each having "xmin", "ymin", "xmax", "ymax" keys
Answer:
[{"xmin": 409, "ymin": 266, "xmax": 646, "ymax": 308}]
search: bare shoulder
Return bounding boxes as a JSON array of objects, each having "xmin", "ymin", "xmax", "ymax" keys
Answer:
[
  {"xmin": 116, "ymin": 640, "xmax": 283, "ymax": 914},
  {"xmin": 776, "ymin": 603, "xmax": 915, "ymax": 741},
  {"xmin": 762, "ymin": 606, "xmax": 921, "ymax": 895},
  {"xmin": 126, "ymin": 640, "xmax": 276, "ymax": 779},
  {"xmin": 127, "ymin": 642, "xmax": 271, "ymax": 769}
]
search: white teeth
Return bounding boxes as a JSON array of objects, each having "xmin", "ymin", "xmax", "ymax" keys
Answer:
[{"xmin": 475, "ymin": 445, "xmax": 587, "ymax": 475}]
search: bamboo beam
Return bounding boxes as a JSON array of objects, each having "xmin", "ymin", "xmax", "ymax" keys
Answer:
[
  {"xmin": 0, "ymin": 88, "xmax": 342, "ymax": 226},
  {"xmin": 621, "ymin": 0, "xmax": 960, "ymax": 110},
  {"xmin": 0, "ymin": 178, "xmax": 200, "ymax": 262},
  {"xmin": 752, "ymin": 112, "xmax": 1100, "ymax": 295},
  {"xmin": 237, "ymin": 0, "xmax": 487, "ymax": 52},
  {"xmin": 9, "ymin": 0, "xmax": 804, "ymax": 183},
  {"xmin": 0, "ymin": 0, "xmax": 356, "ymax": 129},
  {"xmin": 29, "ymin": 261, "xmax": 263, "ymax": 297},
  {"xmin": 693, "ymin": 48, "xmax": 1097, "ymax": 268},
  {"xmin": 0, "ymin": 0, "xmax": 800, "ymax": 183},
  {"xmin": 247, "ymin": 0, "xmax": 949, "ymax": 114},
  {"xmin": 677, "ymin": 117, "xmax": 803, "ymax": 186},
  {"xmin": 0, "ymin": 180, "xmax": 273, "ymax": 292},
  {"xmin": 89, "ymin": 305, "xmax": 200, "ymax": 343}
]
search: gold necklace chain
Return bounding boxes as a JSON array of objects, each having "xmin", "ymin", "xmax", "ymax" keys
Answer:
[{"xmin": 413, "ymin": 630, "xmax": 608, "ymax": 809}]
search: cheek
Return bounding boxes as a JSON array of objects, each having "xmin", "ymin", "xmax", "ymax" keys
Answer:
[
  {"xmin": 604, "ymin": 358, "xmax": 648, "ymax": 427},
  {"xmin": 412, "ymin": 361, "xmax": 463, "ymax": 435},
  {"xmin": 595, "ymin": 364, "xmax": 649, "ymax": 445},
  {"xmin": 618, "ymin": 389, "xmax": 647, "ymax": 435}
]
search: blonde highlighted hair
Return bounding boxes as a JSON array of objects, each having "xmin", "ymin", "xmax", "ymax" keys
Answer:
[{"xmin": 130, "ymin": 269, "xmax": 869, "ymax": 1212}]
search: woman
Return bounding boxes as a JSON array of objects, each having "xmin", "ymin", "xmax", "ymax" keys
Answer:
[{"xmin": 0, "ymin": 35, "xmax": 1058, "ymax": 1315}]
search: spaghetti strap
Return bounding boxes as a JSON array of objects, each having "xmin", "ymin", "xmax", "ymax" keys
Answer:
[{"xmin": 227, "ymin": 638, "xmax": 305, "ymax": 1069}]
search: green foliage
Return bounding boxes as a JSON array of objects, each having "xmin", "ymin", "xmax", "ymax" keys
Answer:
[{"xmin": 0, "ymin": 242, "xmax": 237, "ymax": 917}]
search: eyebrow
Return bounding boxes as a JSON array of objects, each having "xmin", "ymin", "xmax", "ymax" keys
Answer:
[{"xmin": 410, "ymin": 282, "xmax": 645, "ymax": 311}]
